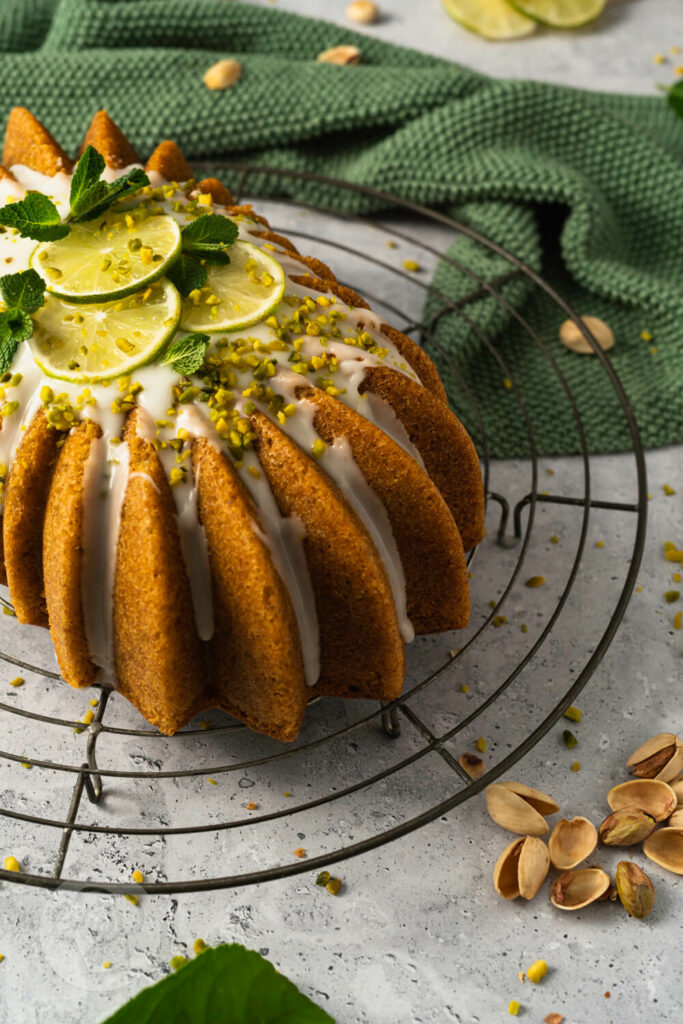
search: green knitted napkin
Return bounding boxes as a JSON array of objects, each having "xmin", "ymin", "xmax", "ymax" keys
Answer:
[{"xmin": 1, "ymin": 0, "xmax": 681, "ymax": 456}]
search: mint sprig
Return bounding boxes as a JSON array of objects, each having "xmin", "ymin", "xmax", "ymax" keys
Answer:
[
  {"xmin": 161, "ymin": 331, "xmax": 210, "ymax": 376},
  {"xmin": 69, "ymin": 144, "xmax": 149, "ymax": 223},
  {"xmin": 167, "ymin": 213, "xmax": 239, "ymax": 296},
  {"xmin": 0, "ymin": 192, "xmax": 69, "ymax": 242},
  {"xmin": 181, "ymin": 213, "xmax": 238, "ymax": 262},
  {"xmin": 0, "ymin": 267, "xmax": 46, "ymax": 314},
  {"xmin": 0, "ymin": 268, "xmax": 45, "ymax": 374},
  {"xmin": 102, "ymin": 944, "xmax": 333, "ymax": 1024}
]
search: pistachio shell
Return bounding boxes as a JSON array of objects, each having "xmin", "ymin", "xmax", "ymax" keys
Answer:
[
  {"xmin": 607, "ymin": 779, "xmax": 677, "ymax": 822},
  {"xmin": 643, "ymin": 827, "xmax": 683, "ymax": 875},
  {"xmin": 626, "ymin": 733, "xmax": 683, "ymax": 782},
  {"xmin": 669, "ymin": 774, "xmax": 683, "ymax": 805},
  {"xmin": 459, "ymin": 752, "xmax": 484, "ymax": 780},
  {"xmin": 549, "ymin": 867, "xmax": 611, "ymax": 911},
  {"xmin": 668, "ymin": 807, "xmax": 683, "ymax": 828},
  {"xmin": 615, "ymin": 861, "xmax": 655, "ymax": 919},
  {"xmin": 548, "ymin": 816, "xmax": 597, "ymax": 869},
  {"xmin": 485, "ymin": 783, "xmax": 550, "ymax": 836},
  {"xmin": 316, "ymin": 45, "xmax": 361, "ymax": 65},
  {"xmin": 493, "ymin": 836, "xmax": 550, "ymax": 900},
  {"xmin": 599, "ymin": 807, "xmax": 656, "ymax": 846},
  {"xmin": 497, "ymin": 781, "xmax": 559, "ymax": 815}
]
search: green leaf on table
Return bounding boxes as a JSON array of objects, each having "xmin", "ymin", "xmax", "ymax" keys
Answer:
[
  {"xmin": 161, "ymin": 331, "xmax": 210, "ymax": 376},
  {"xmin": 101, "ymin": 943, "xmax": 334, "ymax": 1024},
  {"xmin": 0, "ymin": 308, "xmax": 33, "ymax": 374},
  {"xmin": 166, "ymin": 253, "xmax": 207, "ymax": 297},
  {"xmin": 668, "ymin": 81, "xmax": 683, "ymax": 118},
  {"xmin": 181, "ymin": 212, "xmax": 238, "ymax": 261},
  {"xmin": 0, "ymin": 268, "xmax": 46, "ymax": 314},
  {"xmin": 69, "ymin": 145, "xmax": 150, "ymax": 222},
  {"xmin": 0, "ymin": 192, "xmax": 69, "ymax": 242}
]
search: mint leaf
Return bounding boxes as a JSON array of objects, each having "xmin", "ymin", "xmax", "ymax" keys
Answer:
[
  {"xmin": 668, "ymin": 81, "xmax": 683, "ymax": 118},
  {"xmin": 73, "ymin": 167, "xmax": 150, "ymax": 222},
  {"xmin": 167, "ymin": 253, "xmax": 207, "ymax": 297},
  {"xmin": 101, "ymin": 943, "xmax": 333, "ymax": 1024},
  {"xmin": 161, "ymin": 331, "xmax": 210, "ymax": 376},
  {"xmin": 69, "ymin": 144, "xmax": 106, "ymax": 214},
  {"xmin": 0, "ymin": 309, "xmax": 33, "ymax": 374},
  {"xmin": 0, "ymin": 192, "xmax": 68, "ymax": 242},
  {"xmin": 69, "ymin": 146, "xmax": 150, "ymax": 222},
  {"xmin": 0, "ymin": 268, "xmax": 45, "ymax": 314},
  {"xmin": 182, "ymin": 213, "xmax": 238, "ymax": 260}
]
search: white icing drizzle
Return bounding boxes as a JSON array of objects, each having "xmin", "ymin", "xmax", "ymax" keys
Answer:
[
  {"xmin": 0, "ymin": 163, "xmax": 426, "ymax": 690},
  {"xmin": 81, "ymin": 437, "xmax": 129, "ymax": 683}
]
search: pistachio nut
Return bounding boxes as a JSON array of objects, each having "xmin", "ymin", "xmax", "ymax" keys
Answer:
[
  {"xmin": 615, "ymin": 860, "xmax": 655, "ymax": 919},
  {"xmin": 668, "ymin": 807, "xmax": 683, "ymax": 828},
  {"xmin": 549, "ymin": 867, "xmax": 611, "ymax": 911},
  {"xmin": 607, "ymin": 779, "xmax": 677, "ymax": 822},
  {"xmin": 669, "ymin": 774, "xmax": 683, "ymax": 805},
  {"xmin": 493, "ymin": 835, "xmax": 550, "ymax": 900},
  {"xmin": 599, "ymin": 806, "xmax": 656, "ymax": 846},
  {"xmin": 626, "ymin": 732, "xmax": 683, "ymax": 783},
  {"xmin": 485, "ymin": 781, "xmax": 558, "ymax": 836},
  {"xmin": 559, "ymin": 315, "xmax": 615, "ymax": 355},
  {"xmin": 643, "ymin": 827, "xmax": 683, "ymax": 875},
  {"xmin": 459, "ymin": 752, "xmax": 485, "ymax": 780},
  {"xmin": 203, "ymin": 59, "xmax": 243, "ymax": 91},
  {"xmin": 548, "ymin": 816, "xmax": 597, "ymax": 870},
  {"xmin": 346, "ymin": 1, "xmax": 380, "ymax": 22},
  {"xmin": 316, "ymin": 45, "xmax": 361, "ymax": 65}
]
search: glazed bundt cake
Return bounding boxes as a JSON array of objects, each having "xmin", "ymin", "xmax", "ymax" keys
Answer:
[{"xmin": 0, "ymin": 107, "xmax": 484, "ymax": 740}]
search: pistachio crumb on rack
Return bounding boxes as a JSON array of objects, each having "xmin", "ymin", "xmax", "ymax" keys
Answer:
[
  {"xmin": 123, "ymin": 894, "xmax": 139, "ymax": 906},
  {"xmin": 170, "ymin": 955, "xmax": 188, "ymax": 971},
  {"xmin": 525, "ymin": 575, "xmax": 546, "ymax": 588},
  {"xmin": 663, "ymin": 483, "xmax": 676, "ymax": 495},
  {"xmin": 8, "ymin": 676, "xmax": 23, "ymax": 687},
  {"xmin": 193, "ymin": 938, "xmax": 208, "ymax": 955},
  {"xmin": 476, "ymin": 737, "xmax": 487, "ymax": 752},
  {"xmin": 563, "ymin": 706, "xmax": 582, "ymax": 722},
  {"xmin": 102, "ymin": 961, "xmax": 111, "ymax": 969},
  {"xmin": 508, "ymin": 1001, "xmax": 521, "ymax": 1016},
  {"xmin": 3, "ymin": 856, "xmax": 20, "ymax": 872},
  {"xmin": 131, "ymin": 869, "xmax": 144, "ymax": 884}
]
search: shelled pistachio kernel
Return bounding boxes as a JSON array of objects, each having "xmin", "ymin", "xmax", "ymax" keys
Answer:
[
  {"xmin": 316, "ymin": 45, "xmax": 361, "ymax": 65},
  {"xmin": 347, "ymin": 1, "xmax": 379, "ymax": 23},
  {"xmin": 326, "ymin": 877, "xmax": 342, "ymax": 895},
  {"xmin": 203, "ymin": 59, "xmax": 242, "ymax": 91},
  {"xmin": 560, "ymin": 315, "xmax": 615, "ymax": 355}
]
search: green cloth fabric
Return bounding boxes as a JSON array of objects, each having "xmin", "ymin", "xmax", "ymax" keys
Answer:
[{"xmin": 1, "ymin": 0, "xmax": 681, "ymax": 456}]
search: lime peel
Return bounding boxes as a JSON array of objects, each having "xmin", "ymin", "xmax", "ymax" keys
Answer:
[
  {"xmin": 30, "ymin": 214, "xmax": 181, "ymax": 305},
  {"xmin": 29, "ymin": 279, "xmax": 181, "ymax": 383}
]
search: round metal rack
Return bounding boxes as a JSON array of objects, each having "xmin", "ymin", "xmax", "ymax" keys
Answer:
[{"xmin": 0, "ymin": 167, "xmax": 647, "ymax": 894}]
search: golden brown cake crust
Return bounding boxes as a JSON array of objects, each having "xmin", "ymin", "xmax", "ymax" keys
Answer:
[
  {"xmin": 360, "ymin": 366, "xmax": 485, "ymax": 551},
  {"xmin": 302, "ymin": 387, "xmax": 470, "ymax": 633},
  {"xmin": 193, "ymin": 177, "xmax": 233, "ymax": 206},
  {"xmin": 2, "ymin": 107, "xmax": 73, "ymax": 175},
  {"xmin": 79, "ymin": 110, "xmax": 140, "ymax": 169},
  {"xmin": 3, "ymin": 408, "xmax": 62, "ymax": 627},
  {"xmin": 193, "ymin": 437, "xmax": 307, "ymax": 741},
  {"xmin": 113, "ymin": 411, "xmax": 205, "ymax": 735},
  {"xmin": 43, "ymin": 419, "xmax": 101, "ymax": 688},
  {"xmin": 145, "ymin": 140, "xmax": 194, "ymax": 182},
  {"xmin": 252, "ymin": 411, "xmax": 405, "ymax": 701}
]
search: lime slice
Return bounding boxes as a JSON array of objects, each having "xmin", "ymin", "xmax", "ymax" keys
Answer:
[
  {"xmin": 29, "ymin": 279, "xmax": 181, "ymax": 382},
  {"xmin": 509, "ymin": 0, "xmax": 605, "ymax": 26},
  {"xmin": 180, "ymin": 240, "xmax": 285, "ymax": 333},
  {"xmin": 30, "ymin": 214, "xmax": 181, "ymax": 304},
  {"xmin": 441, "ymin": 0, "xmax": 535, "ymax": 39}
]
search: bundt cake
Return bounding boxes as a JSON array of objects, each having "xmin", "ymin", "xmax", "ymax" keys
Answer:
[{"xmin": 0, "ymin": 108, "xmax": 484, "ymax": 740}]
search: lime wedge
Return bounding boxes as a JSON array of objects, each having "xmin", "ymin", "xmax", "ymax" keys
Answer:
[
  {"xmin": 180, "ymin": 240, "xmax": 285, "ymax": 333},
  {"xmin": 441, "ymin": 0, "xmax": 535, "ymax": 39},
  {"xmin": 509, "ymin": 0, "xmax": 605, "ymax": 26},
  {"xmin": 30, "ymin": 214, "xmax": 181, "ymax": 304},
  {"xmin": 29, "ymin": 279, "xmax": 181, "ymax": 382}
]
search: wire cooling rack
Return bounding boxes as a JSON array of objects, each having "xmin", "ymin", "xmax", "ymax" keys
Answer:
[{"xmin": 0, "ymin": 167, "xmax": 646, "ymax": 895}]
